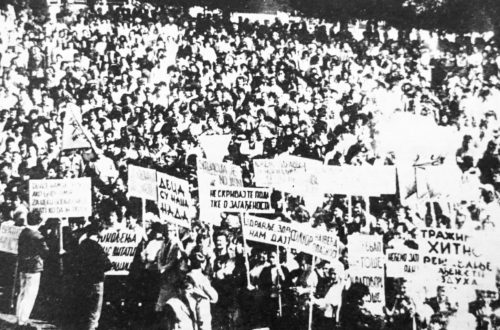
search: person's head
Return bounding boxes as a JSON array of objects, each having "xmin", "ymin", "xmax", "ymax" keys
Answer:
[
  {"xmin": 397, "ymin": 279, "xmax": 408, "ymax": 295},
  {"xmin": 166, "ymin": 223, "xmax": 178, "ymax": 241},
  {"xmin": 437, "ymin": 285, "xmax": 446, "ymax": 300},
  {"xmin": 28, "ymin": 144, "xmax": 38, "ymax": 158},
  {"xmin": 214, "ymin": 230, "xmax": 229, "ymax": 254},
  {"xmin": 27, "ymin": 210, "xmax": 43, "ymax": 227},
  {"xmin": 263, "ymin": 249, "xmax": 277, "ymax": 266},
  {"xmin": 9, "ymin": 192, "xmax": 22, "ymax": 207},
  {"xmin": 47, "ymin": 138, "xmax": 57, "ymax": 153},
  {"xmin": 462, "ymin": 134, "xmax": 473, "ymax": 149},
  {"xmin": 126, "ymin": 209, "xmax": 139, "ymax": 227},
  {"xmin": 333, "ymin": 205, "xmax": 345, "ymax": 219},
  {"xmin": 296, "ymin": 252, "xmax": 312, "ymax": 269},
  {"xmin": 189, "ymin": 249, "xmax": 206, "ymax": 270},
  {"xmin": 353, "ymin": 201, "xmax": 364, "ymax": 215}
]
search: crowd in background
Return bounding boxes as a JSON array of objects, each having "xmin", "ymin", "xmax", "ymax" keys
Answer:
[{"xmin": 1, "ymin": 1, "xmax": 500, "ymax": 329}]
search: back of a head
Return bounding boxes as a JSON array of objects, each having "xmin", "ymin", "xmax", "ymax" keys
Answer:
[{"xmin": 27, "ymin": 210, "xmax": 43, "ymax": 226}]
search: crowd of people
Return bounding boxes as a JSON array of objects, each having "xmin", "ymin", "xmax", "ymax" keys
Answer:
[{"xmin": 1, "ymin": 0, "xmax": 500, "ymax": 329}]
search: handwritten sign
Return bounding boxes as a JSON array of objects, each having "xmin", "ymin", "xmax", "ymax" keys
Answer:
[
  {"xmin": 128, "ymin": 165, "xmax": 157, "ymax": 200},
  {"xmin": 242, "ymin": 215, "xmax": 339, "ymax": 262},
  {"xmin": 420, "ymin": 229, "xmax": 496, "ymax": 289},
  {"xmin": 29, "ymin": 178, "xmax": 92, "ymax": 218},
  {"xmin": 98, "ymin": 229, "xmax": 141, "ymax": 276},
  {"xmin": 197, "ymin": 158, "xmax": 243, "ymax": 224},
  {"xmin": 348, "ymin": 234, "xmax": 385, "ymax": 315},
  {"xmin": 209, "ymin": 187, "xmax": 273, "ymax": 213},
  {"xmin": 386, "ymin": 240, "xmax": 421, "ymax": 278},
  {"xmin": 157, "ymin": 172, "xmax": 191, "ymax": 228},
  {"xmin": 253, "ymin": 156, "xmax": 322, "ymax": 195},
  {"xmin": 0, "ymin": 223, "xmax": 24, "ymax": 254}
]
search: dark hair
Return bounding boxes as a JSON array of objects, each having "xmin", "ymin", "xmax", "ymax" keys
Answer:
[
  {"xmin": 27, "ymin": 210, "xmax": 43, "ymax": 226},
  {"xmin": 87, "ymin": 223, "xmax": 104, "ymax": 237}
]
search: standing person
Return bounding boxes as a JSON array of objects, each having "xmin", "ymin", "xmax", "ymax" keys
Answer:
[
  {"xmin": 16, "ymin": 210, "xmax": 49, "ymax": 328},
  {"xmin": 211, "ymin": 230, "xmax": 236, "ymax": 330},
  {"xmin": 384, "ymin": 279, "xmax": 417, "ymax": 330},
  {"xmin": 165, "ymin": 277, "xmax": 200, "ymax": 330},
  {"xmin": 74, "ymin": 223, "xmax": 112, "ymax": 330},
  {"xmin": 340, "ymin": 283, "xmax": 384, "ymax": 330},
  {"xmin": 156, "ymin": 224, "xmax": 185, "ymax": 313},
  {"xmin": 187, "ymin": 248, "xmax": 218, "ymax": 330},
  {"xmin": 258, "ymin": 249, "xmax": 290, "ymax": 330}
]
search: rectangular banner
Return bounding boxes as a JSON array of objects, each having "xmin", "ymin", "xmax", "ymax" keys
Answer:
[
  {"xmin": 320, "ymin": 165, "xmax": 397, "ymax": 196},
  {"xmin": 0, "ymin": 223, "xmax": 24, "ymax": 254},
  {"xmin": 253, "ymin": 156, "xmax": 322, "ymax": 195},
  {"xmin": 419, "ymin": 228, "xmax": 496, "ymax": 290},
  {"xmin": 128, "ymin": 165, "xmax": 157, "ymax": 200},
  {"xmin": 254, "ymin": 157, "xmax": 396, "ymax": 197},
  {"xmin": 386, "ymin": 239, "xmax": 421, "ymax": 278},
  {"xmin": 157, "ymin": 172, "xmax": 191, "ymax": 228},
  {"xmin": 29, "ymin": 178, "xmax": 92, "ymax": 218},
  {"xmin": 242, "ymin": 215, "xmax": 340, "ymax": 262},
  {"xmin": 98, "ymin": 229, "xmax": 142, "ymax": 276},
  {"xmin": 348, "ymin": 233, "xmax": 385, "ymax": 315},
  {"xmin": 209, "ymin": 187, "xmax": 273, "ymax": 213},
  {"xmin": 197, "ymin": 158, "xmax": 243, "ymax": 224}
]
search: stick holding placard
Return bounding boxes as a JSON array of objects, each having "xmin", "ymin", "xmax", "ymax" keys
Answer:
[
  {"xmin": 308, "ymin": 255, "xmax": 317, "ymax": 330},
  {"xmin": 10, "ymin": 259, "xmax": 18, "ymax": 312},
  {"xmin": 347, "ymin": 196, "xmax": 352, "ymax": 221},
  {"xmin": 240, "ymin": 212, "xmax": 251, "ymax": 289},
  {"xmin": 276, "ymin": 244, "xmax": 282, "ymax": 317},
  {"xmin": 59, "ymin": 218, "xmax": 66, "ymax": 276}
]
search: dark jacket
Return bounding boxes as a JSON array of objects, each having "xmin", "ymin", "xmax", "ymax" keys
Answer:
[
  {"xmin": 76, "ymin": 238, "xmax": 112, "ymax": 285},
  {"xmin": 258, "ymin": 265, "xmax": 291, "ymax": 295},
  {"xmin": 18, "ymin": 227, "xmax": 49, "ymax": 273}
]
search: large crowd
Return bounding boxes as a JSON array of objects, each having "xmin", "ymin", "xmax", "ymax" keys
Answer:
[{"xmin": 1, "ymin": 1, "xmax": 500, "ymax": 329}]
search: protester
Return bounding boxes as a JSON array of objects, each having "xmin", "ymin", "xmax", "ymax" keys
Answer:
[
  {"xmin": 16, "ymin": 210, "xmax": 48, "ymax": 328},
  {"xmin": 74, "ymin": 222, "xmax": 112, "ymax": 330},
  {"xmin": 0, "ymin": 1, "xmax": 499, "ymax": 329}
]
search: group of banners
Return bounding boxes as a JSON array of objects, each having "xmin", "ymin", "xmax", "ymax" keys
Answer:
[{"xmin": 0, "ymin": 157, "xmax": 497, "ymax": 288}]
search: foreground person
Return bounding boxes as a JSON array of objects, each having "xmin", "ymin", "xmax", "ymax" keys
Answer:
[
  {"xmin": 16, "ymin": 210, "xmax": 48, "ymax": 328},
  {"xmin": 75, "ymin": 223, "xmax": 112, "ymax": 330}
]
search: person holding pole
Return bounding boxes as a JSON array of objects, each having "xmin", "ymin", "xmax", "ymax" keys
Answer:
[
  {"xmin": 211, "ymin": 230, "xmax": 236, "ymax": 330},
  {"xmin": 258, "ymin": 249, "xmax": 290, "ymax": 330},
  {"xmin": 16, "ymin": 210, "xmax": 49, "ymax": 328}
]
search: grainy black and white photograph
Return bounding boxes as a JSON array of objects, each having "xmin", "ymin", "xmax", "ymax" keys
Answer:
[{"xmin": 0, "ymin": 0, "xmax": 499, "ymax": 329}]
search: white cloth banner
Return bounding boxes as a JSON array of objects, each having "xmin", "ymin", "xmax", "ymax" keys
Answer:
[
  {"xmin": 253, "ymin": 155, "xmax": 322, "ymax": 196},
  {"xmin": 242, "ymin": 215, "xmax": 340, "ymax": 262},
  {"xmin": 209, "ymin": 187, "xmax": 273, "ymax": 213},
  {"xmin": 320, "ymin": 165, "xmax": 397, "ymax": 196}
]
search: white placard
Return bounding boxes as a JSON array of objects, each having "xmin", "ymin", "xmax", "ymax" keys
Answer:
[
  {"xmin": 128, "ymin": 164, "xmax": 157, "ymax": 200},
  {"xmin": 29, "ymin": 178, "xmax": 92, "ymax": 218},
  {"xmin": 157, "ymin": 172, "xmax": 191, "ymax": 228}
]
